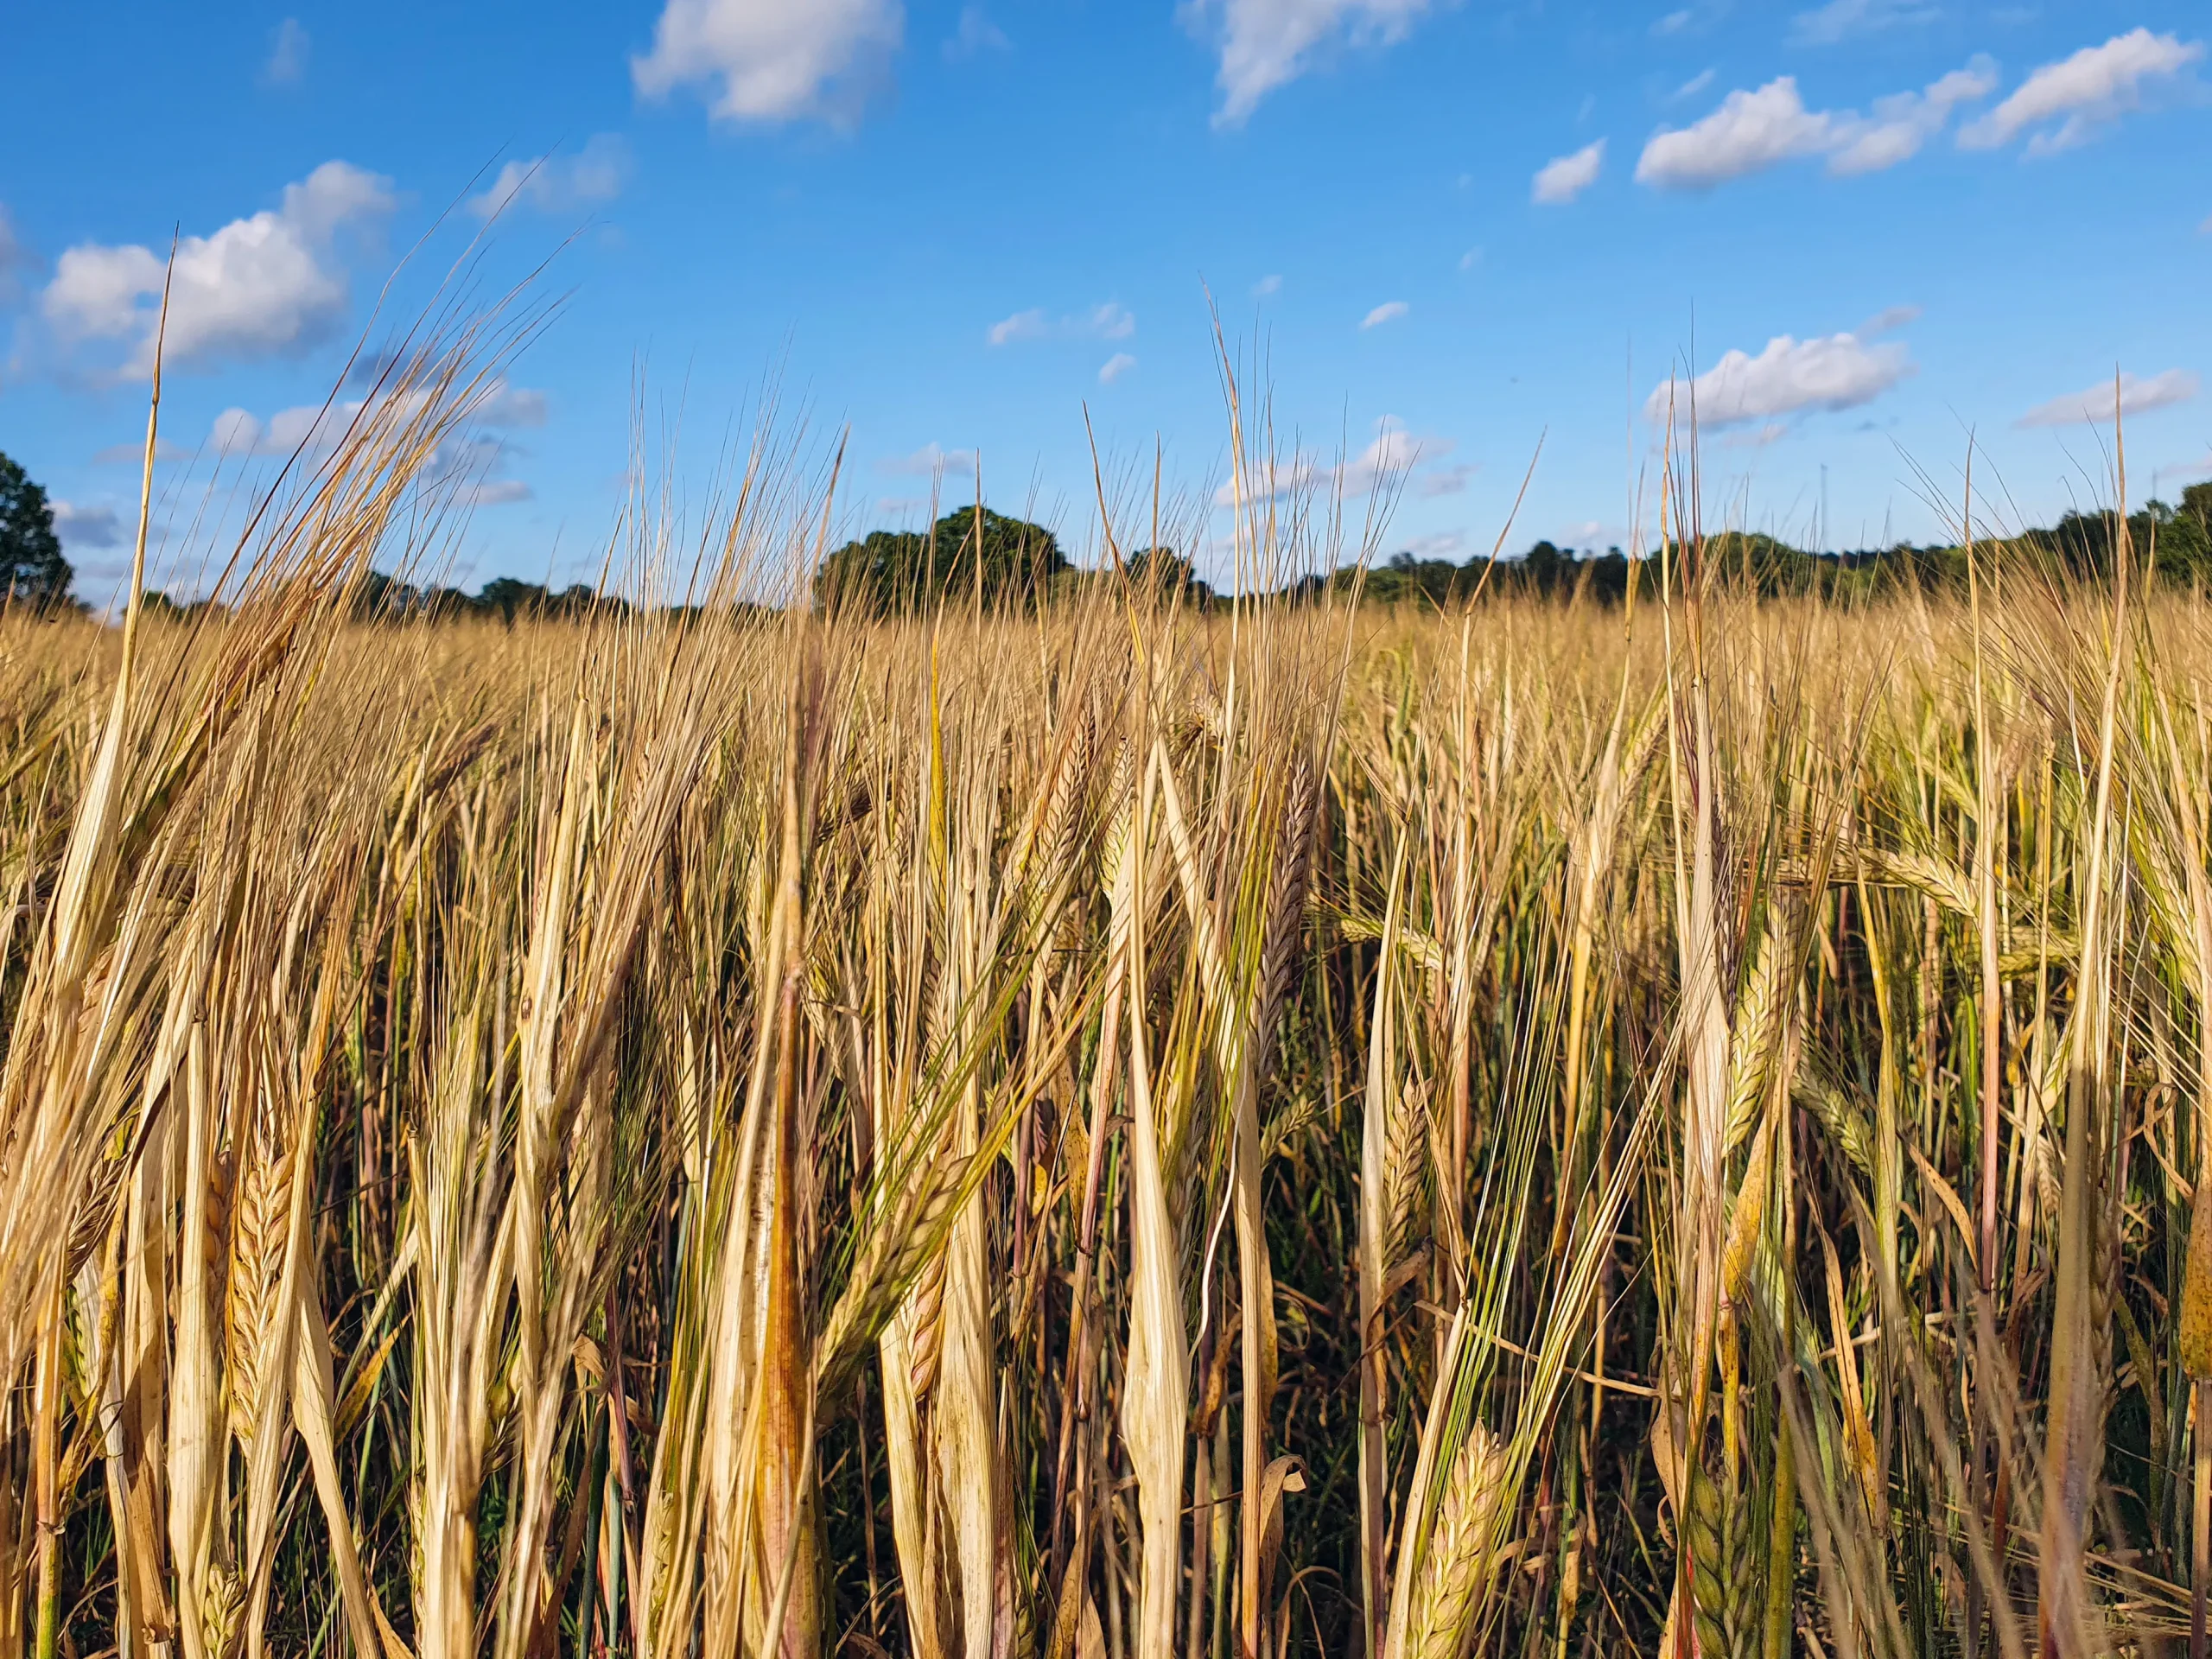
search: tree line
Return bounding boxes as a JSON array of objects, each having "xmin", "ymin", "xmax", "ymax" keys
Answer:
[{"xmin": 6, "ymin": 445, "xmax": 2209, "ymax": 620}]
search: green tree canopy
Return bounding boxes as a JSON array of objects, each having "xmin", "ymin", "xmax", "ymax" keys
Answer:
[
  {"xmin": 817, "ymin": 505, "xmax": 1069, "ymax": 615},
  {"xmin": 0, "ymin": 451, "xmax": 73, "ymax": 610}
]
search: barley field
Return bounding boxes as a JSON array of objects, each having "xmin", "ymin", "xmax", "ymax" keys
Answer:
[{"xmin": 5, "ymin": 344, "xmax": 2210, "ymax": 1659}]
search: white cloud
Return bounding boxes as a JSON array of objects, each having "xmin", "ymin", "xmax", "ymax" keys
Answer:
[
  {"xmin": 208, "ymin": 377, "xmax": 547, "ymax": 461},
  {"xmin": 470, "ymin": 136, "xmax": 632, "ymax": 219},
  {"xmin": 1828, "ymin": 60, "xmax": 1998, "ymax": 175},
  {"xmin": 988, "ymin": 308, "xmax": 1047, "ymax": 346},
  {"xmin": 1361, "ymin": 300, "xmax": 1409, "ymax": 329},
  {"xmin": 944, "ymin": 4, "xmax": 1009, "ymax": 60},
  {"xmin": 633, "ymin": 0, "xmax": 903, "ymax": 125},
  {"xmin": 1790, "ymin": 0, "xmax": 1937, "ymax": 48},
  {"xmin": 1961, "ymin": 28, "xmax": 2202, "ymax": 154},
  {"xmin": 41, "ymin": 162, "xmax": 395, "ymax": 376},
  {"xmin": 1637, "ymin": 61, "xmax": 1994, "ymax": 188},
  {"xmin": 1646, "ymin": 331, "xmax": 1913, "ymax": 427},
  {"xmin": 1343, "ymin": 416, "xmax": 1450, "ymax": 494},
  {"xmin": 2016, "ymin": 368, "xmax": 2199, "ymax": 428},
  {"xmin": 1185, "ymin": 0, "xmax": 1439, "ymax": 126},
  {"xmin": 1253, "ymin": 273, "xmax": 1283, "ymax": 296},
  {"xmin": 1213, "ymin": 416, "xmax": 1453, "ymax": 505},
  {"xmin": 263, "ymin": 17, "xmax": 310, "ymax": 86},
  {"xmin": 1674, "ymin": 68, "xmax": 1716, "ymax": 101},
  {"xmin": 1458, "ymin": 246, "xmax": 1483, "ymax": 270},
  {"xmin": 879, "ymin": 442, "xmax": 977, "ymax": 476},
  {"xmin": 52, "ymin": 501, "xmax": 124, "ymax": 550},
  {"xmin": 1087, "ymin": 301, "xmax": 1135, "ymax": 340},
  {"xmin": 1637, "ymin": 79, "xmax": 1840, "ymax": 188},
  {"xmin": 1533, "ymin": 139, "xmax": 1605, "ymax": 204},
  {"xmin": 987, "ymin": 302, "xmax": 1134, "ymax": 346},
  {"xmin": 1099, "ymin": 353, "xmax": 1137, "ymax": 385}
]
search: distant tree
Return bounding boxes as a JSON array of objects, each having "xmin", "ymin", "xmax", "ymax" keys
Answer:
[
  {"xmin": 818, "ymin": 505, "xmax": 1069, "ymax": 615},
  {"xmin": 1122, "ymin": 546, "xmax": 1211, "ymax": 603},
  {"xmin": 476, "ymin": 576, "xmax": 604, "ymax": 625},
  {"xmin": 0, "ymin": 451, "xmax": 73, "ymax": 610}
]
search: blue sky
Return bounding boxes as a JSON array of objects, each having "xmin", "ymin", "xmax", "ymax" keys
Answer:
[{"xmin": 3, "ymin": 0, "xmax": 2208, "ymax": 598}]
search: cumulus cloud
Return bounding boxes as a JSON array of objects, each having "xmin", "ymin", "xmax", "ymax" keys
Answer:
[
  {"xmin": 1646, "ymin": 331, "xmax": 1913, "ymax": 427},
  {"xmin": 987, "ymin": 302, "xmax": 1135, "ymax": 346},
  {"xmin": 41, "ymin": 162, "xmax": 395, "ymax": 377},
  {"xmin": 470, "ymin": 136, "xmax": 633, "ymax": 219},
  {"xmin": 878, "ymin": 442, "xmax": 977, "ymax": 476},
  {"xmin": 1361, "ymin": 300, "xmax": 1409, "ymax": 329},
  {"xmin": 944, "ymin": 4, "xmax": 1009, "ymax": 60},
  {"xmin": 1098, "ymin": 353, "xmax": 1137, "ymax": 385},
  {"xmin": 1637, "ymin": 79, "xmax": 1840, "ymax": 188},
  {"xmin": 1637, "ymin": 61, "xmax": 1995, "ymax": 188},
  {"xmin": 263, "ymin": 17, "xmax": 310, "ymax": 86},
  {"xmin": 1185, "ymin": 0, "xmax": 1439, "ymax": 126},
  {"xmin": 52, "ymin": 501, "xmax": 124, "ymax": 550},
  {"xmin": 1961, "ymin": 28, "xmax": 2202, "ymax": 154},
  {"xmin": 1533, "ymin": 139, "xmax": 1605, "ymax": 204},
  {"xmin": 632, "ymin": 0, "xmax": 903, "ymax": 125},
  {"xmin": 2016, "ymin": 368, "xmax": 2200, "ymax": 428},
  {"xmin": 1790, "ymin": 0, "xmax": 1936, "ymax": 48}
]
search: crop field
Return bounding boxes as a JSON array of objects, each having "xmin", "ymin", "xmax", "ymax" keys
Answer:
[{"xmin": 4, "ymin": 346, "xmax": 2212, "ymax": 1659}]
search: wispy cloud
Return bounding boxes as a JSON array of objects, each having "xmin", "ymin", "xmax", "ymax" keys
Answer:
[
  {"xmin": 986, "ymin": 302, "xmax": 1135, "ymax": 346},
  {"xmin": 2017, "ymin": 368, "xmax": 2199, "ymax": 427},
  {"xmin": 1961, "ymin": 28, "xmax": 2202, "ymax": 155},
  {"xmin": 1253, "ymin": 272, "xmax": 1283, "ymax": 296},
  {"xmin": 1360, "ymin": 300, "xmax": 1409, "ymax": 329},
  {"xmin": 878, "ymin": 442, "xmax": 977, "ymax": 476},
  {"xmin": 1186, "ymin": 0, "xmax": 1440, "ymax": 125},
  {"xmin": 1214, "ymin": 415, "xmax": 1458, "ymax": 503},
  {"xmin": 262, "ymin": 17, "xmax": 310, "ymax": 86},
  {"xmin": 1098, "ymin": 353, "xmax": 1137, "ymax": 385},
  {"xmin": 469, "ymin": 136, "xmax": 633, "ymax": 218},
  {"xmin": 1789, "ymin": 0, "xmax": 1938, "ymax": 48},
  {"xmin": 987, "ymin": 308, "xmax": 1048, "ymax": 346},
  {"xmin": 1533, "ymin": 139, "xmax": 1605, "ymax": 204},
  {"xmin": 944, "ymin": 3, "xmax": 1009, "ymax": 59}
]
